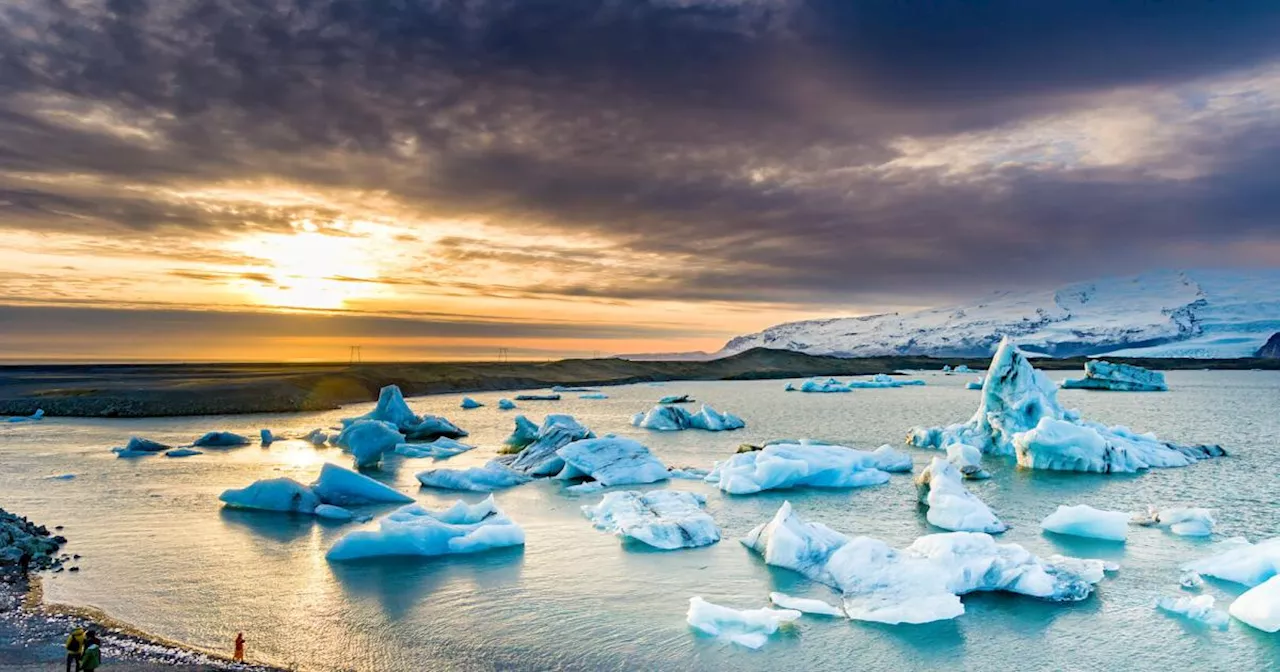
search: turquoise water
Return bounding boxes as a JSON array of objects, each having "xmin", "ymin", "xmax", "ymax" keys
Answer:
[{"xmin": 1, "ymin": 371, "xmax": 1278, "ymax": 671}]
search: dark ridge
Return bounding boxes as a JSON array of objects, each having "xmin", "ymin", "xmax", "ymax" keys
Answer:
[
  {"xmin": 1, "ymin": 347, "xmax": 1278, "ymax": 418},
  {"xmin": 1255, "ymin": 332, "xmax": 1280, "ymax": 358}
]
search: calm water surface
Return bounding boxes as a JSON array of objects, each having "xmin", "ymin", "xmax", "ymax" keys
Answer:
[{"xmin": 2, "ymin": 370, "xmax": 1278, "ymax": 671}]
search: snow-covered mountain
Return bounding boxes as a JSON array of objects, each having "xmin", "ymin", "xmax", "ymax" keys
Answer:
[{"xmin": 716, "ymin": 270, "xmax": 1280, "ymax": 359}]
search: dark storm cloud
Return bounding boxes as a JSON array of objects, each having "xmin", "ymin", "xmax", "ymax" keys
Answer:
[{"xmin": 2, "ymin": 0, "xmax": 1280, "ymax": 305}]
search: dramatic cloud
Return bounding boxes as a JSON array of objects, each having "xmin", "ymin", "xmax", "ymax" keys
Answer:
[{"xmin": 2, "ymin": 0, "xmax": 1280, "ymax": 358}]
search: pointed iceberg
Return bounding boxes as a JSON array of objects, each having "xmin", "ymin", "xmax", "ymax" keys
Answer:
[
  {"xmin": 908, "ymin": 338, "xmax": 1223, "ymax": 472},
  {"xmin": 582, "ymin": 490, "xmax": 719, "ymax": 549},
  {"xmin": 460, "ymin": 397, "xmax": 484, "ymax": 409},
  {"xmin": 334, "ymin": 420, "xmax": 403, "ymax": 468},
  {"xmin": 501, "ymin": 415, "xmax": 595, "ymax": 476},
  {"xmin": 310, "ymin": 463, "xmax": 413, "ymax": 506},
  {"xmin": 343, "ymin": 385, "xmax": 467, "ymax": 440}
]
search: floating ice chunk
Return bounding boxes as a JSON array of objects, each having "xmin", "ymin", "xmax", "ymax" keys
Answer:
[
  {"xmin": 164, "ymin": 448, "xmax": 202, "ymax": 458},
  {"xmin": 1133, "ymin": 506, "xmax": 1216, "ymax": 537},
  {"xmin": 6, "ymin": 409, "xmax": 44, "ymax": 422},
  {"xmin": 325, "ymin": 496, "xmax": 524, "ymax": 561},
  {"xmin": 631, "ymin": 404, "xmax": 745, "ymax": 432},
  {"xmin": 315, "ymin": 504, "xmax": 354, "ymax": 521},
  {"xmin": 503, "ymin": 415, "xmax": 541, "ymax": 451},
  {"xmin": 1180, "ymin": 571, "xmax": 1205, "ymax": 590},
  {"xmin": 260, "ymin": 429, "xmax": 275, "ymax": 445},
  {"xmin": 334, "ymin": 420, "xmax": 404, "ymax": 468},
  {"xmin": 515, "ymin": 394, "xmax": 561, "ymax": 401},
  {"xmin": 790, "ymin": 377, "xmax": 852, "ymax": 393},
  {"xmin": 343, "ymin": 385, "xmax": 467, "ymax": 440},
  {"xmin": 311, "ymin": 463, "xmax": 412, "ymax": 506},
  {"xmin": 582, "ymin": 490, "xmax": 719, "ymax": 549},
  {"xmin": 945, "ymin": 443, "xmax": 989, "ymax": 479},
  {"xmin": 768, "ymin": 592, "xmax": 844, "ymax": 617},
  {"xmin": 907, "ymin": 533, "xmax": 1104, "ymax": 600},
  {"xmin": 219, "ymin": 478, "xmax": 320, "ymax": 514},
  {"xmin": 908, "ymin": 339, "xmax": 1223, "ymax": 473},
  {"xmin": 845, "ymin": 374, "xmax": 925, "ymax": 389},
  {"xmin": 393, "ymin": 437, "xmax": 475, "ymax": 459},
  {"xmin": 44, "ymin": 474, "xmax": 76, "ymax": 480},
  {"xmin": 565, "ymin": 481, "xmax": 604, "ymax": 494},
  {"xmin": 460, "ymin": 397, "xmax": 484, "ymax": 409},
  {"xmin": 497, "ymin": 398, "xmax": 516, "ymax": 410},
  {"xmin": 954, "ymin": 365, "xmax": 972, "ymax": 373},
  {"xmin": 192, "ymin": 431, "xmax": 251, "ymax": 448},
  {"xmin": 1041, "ymin": 505, "xmax": 1129, "ymax": 542},
  {"xmin": 942, "ymin": 365, "xmax": 953, "ymax": 372},
  {"xmin": 1230, "ymin": 575, "xmax": 1280, "ymax": 632},
  {"xmin": 658, "ymin": 394, "xmax": 694, "ymax": 404},
  {"xmin": 1062, "ymin": 360, "xmax": 1168, "ymax": 392},
  {"xmin": 112, "ymin": 447, "xmax": 154, "ymax": 458},
  {"xmin": 503, "ymin": 415, "xmax": 595, "ymax": 476},
  {"xmin": 579, "ymin": 393, "xmax": 609, "ymax": 399},
  {"xmin": 685, "ymin": 597, "xmax": 800, "ymax": 649},
  {"xmin": 1183, "ymin": 537, "xmax": 1280, "ymax": 587},
  {"xmin": 416, "ymin": 461, "xmax": 532, "ymax": 491},
  {"xmin": 556, "ymin": 437, "xmax": 669, "ymax": 487},
  {"xmin": 705, "ymin": 443, "xmax": 892, "ymax": 495},
  {"xmin": 303, "ymin": 429, "xmax": 329, "ymax": 446},
  {"xmin": 915, "ymin": 458, "xmax": 1006, "ymax": 534},
  {"xmin": 1156, "ymin": 594, "xmax": 1229, "ymax": 629},
  {"xmin": 552, "ymin": 386, "xmax": 597, "ymax": 392},
  {"xmin": 869, "ymin": 445, "xmax": 914, "ymax": 473},
  {"xmin": 965, "ymin": 377, "xmax": 984, "ymax": 390},
  {"xmin": 124, "ymin": 437, "xmax": 171, "ymax": 453}
]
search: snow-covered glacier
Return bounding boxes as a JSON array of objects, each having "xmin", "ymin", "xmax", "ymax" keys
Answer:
[{"xmin": 715, "ymin": 270, "xmax": 1280, "ymax": 358}]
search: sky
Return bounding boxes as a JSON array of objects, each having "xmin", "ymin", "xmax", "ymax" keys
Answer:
[{"xmin": 3, "ymin": 0, "xmax": 1280, "ymax": 362}]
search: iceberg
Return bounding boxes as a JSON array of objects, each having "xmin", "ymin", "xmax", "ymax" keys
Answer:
[
  {"xmin": 743, "ymin": 503, "xmax": 1104, "ymax": 624},
  {"xmin": 908, "ymin": 338, "xmax": 1224, "ymax": 473},
  {"xmin": 1132, "ymin": 506, "xmax": 1215, "ymax": 537},
  {"xmin": 497, "ymin": 398, "xmax": 516, "ymax": 410},
  {"xmin": 334, "ymin": 420, "xmax": 403, "ymax": 468},
  {"xmin": 582, "ymin": 490, "xmax": 719, "ymax": 549},
  {"xmin": 502, "ymin": 415, "xmax": 542, "ymax": 451},
  {"xmin": 965, "ymin": 377, "xmax": 984, "ymax": 390},
  {"xmin": 192, "ymin": 431, "xmax": 251, "ymax": 448},
  {"xmin": 460, "ymin": 397, "xmax": 484, "ymax": 409},
  {"xmin": 954, "ymin": 365, "xmax": 973, "ymax": 373},
  {"xmin": 1230, "ymin": 575, "xmax": 1280, "ymax": 633},
  {"xmin": 868, "ymin": 445, "xmax": 914, "ymax": 473},
  {"xmin": 310, "ymin": 463, "xmax": 413, "ymax": 506},
  {"xmin": 314, "ymin": 504, "xmax": 355, "ymax": 521},
  {"xmin": 303, "ymin": 429, "xmax": 329, "ymax": 446},
  {"xmin": 1040, "ymin": 505, "xmax": 1129, "ymax": 542},
  {"xmin": 945, "ymin": 443, "xmax": 988, "ymax": 479},
  {"xmin": 552, "ymin": 386, "xmax": 597, "ymax": 392},
  {"xmin": 685, "ymin": 597, "xmax": 800, "ymax": 649},
  {"xmin": 124, "ymin": 437, "xmax": 171, "ymax": 453},
  {"xmin": 416, "ymin": 461, "xmax": 532, "ymax": 491},
  {"xmin": 219, "ymin": 478, "xmax": 320, "ymax": 514},
  {"xmin": 325, "ymin": 496, "xmax": 524, "ymax": 561},
  {"xmin": 631, "ymin": 404, "xmax": 745, "ymax": 432},
  {"xmin": 343, "ymin": 385, "xmax": 467, "ymax": 440},
  {"xmin": 768, "ymin": 592, "xmax": 844, "ymax": 617},
  {"xmin": 1061, "ymin": 360, "xmax": 1168, "ymax": 392},
  {"xmin": 1180, "ymin": 571, "xmax": 1205, "ymax": 590},
  {"xmin": 846, "ymin": 374, "xmax": 925, "ymax": 389},
  {"xmin": 164, "ymin": 448, "xmax": 202, "ymax": 458},
  {"xmin": 555, "ymin": 437, "xmax": 669, "ymax": 487},
  {"xmin": 658, "ymin": 394, "xmax": 694, "ymax": 404},
  {"xmin": 502, "ymin": 415, "xmax": 595, "ymax": 476},
  {"xmin": 515, "ymin": 394, "xmax": 561, "ymax": 401},
  {"xmin": 668, "ymin": 467, "xmax": 710, "ymax": 480},
  {"xmin": 1183, "ymin": 537, "xmax": 1280, "ymax": 587},
  {"xmin": 393, "ymin": 437, "xmax": 475, "ymax": 459},
  {"xmin": 6, "ymin": 409, "xmax": 44, "ymax": 422},
  {"xmin": 789, "ymin": 378, "xmax": 853, "ymax": 393},
  {"xmin": 579, "ymin": 393, "xmax": 609, "ymax": 399},
  {"xmin": 1155, "ymin": 594, "xmax": 1229, "ymax": 630},
  {"xmin": 260, "ymin": 429, "xmax": 275, "ymax": 445},
  {"xmin": 914, "ymin": 458, "xmax": 1006, "ymax": 534},
  {"xmin": 705, "ymin": 443, "xmax": 892, "ymax": 495}
]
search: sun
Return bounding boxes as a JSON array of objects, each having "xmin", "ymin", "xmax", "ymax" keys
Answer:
[{"xmin": 230, "ymin": 228, "xmax": 381, "ymax": 310}]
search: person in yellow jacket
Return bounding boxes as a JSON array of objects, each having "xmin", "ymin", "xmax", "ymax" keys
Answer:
[{"xmin": 64, "ymin": 627, "xmax": 86, "ymax": 672}]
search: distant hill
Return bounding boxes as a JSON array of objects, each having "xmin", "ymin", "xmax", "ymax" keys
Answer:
[
  {"xmin": 1256, "ymin": 333, "xmax": 1280, "ymax": 358},
  {"xmin": 715, "ymin": 269, "xmax": 1280, "ymax": 359}
]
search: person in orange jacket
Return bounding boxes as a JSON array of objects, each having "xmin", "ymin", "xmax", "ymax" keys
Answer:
[
  {"xmin": 233, "ymin": 632, "xmax": 246, "ymax": 662},
  {"xmin": 65, "ymin": 627, "xmax": 86, "ymax": 672}
]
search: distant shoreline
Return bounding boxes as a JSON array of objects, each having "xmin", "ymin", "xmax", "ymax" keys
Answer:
[{"xmin": 2, "ymin": 348, "xmax": 1277, "ymax": 418}]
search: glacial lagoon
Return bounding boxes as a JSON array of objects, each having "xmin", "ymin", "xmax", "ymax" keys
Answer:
[{"xmin": 2, "ymin": 370, "xmax": 1278, "ymax": 671}]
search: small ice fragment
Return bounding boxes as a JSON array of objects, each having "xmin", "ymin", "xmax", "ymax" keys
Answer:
[{"xmin": 685, "ymin": 597, "xmax": 800, "ymax": 649}]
